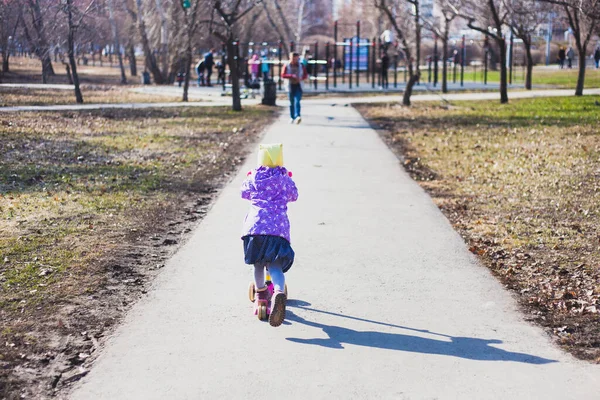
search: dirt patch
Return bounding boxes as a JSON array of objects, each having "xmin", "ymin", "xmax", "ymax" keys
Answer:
[
  {"xmin": 0, "ymin": 106, "xmax": 277, "ymax": 398},
  {"xmin": 357, "ymin": 96, "xmax": 600, "ymax": 363}
]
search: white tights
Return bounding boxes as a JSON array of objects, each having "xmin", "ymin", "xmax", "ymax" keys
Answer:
[{"xmin": 254, "ymin": 262, "xmax": 285, "ymax": 293}]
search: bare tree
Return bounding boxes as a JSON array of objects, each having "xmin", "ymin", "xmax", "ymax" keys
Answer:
[
  {"xmin": 211, "ymin": 0, "xmax": 264, "ymax": 111},
  {"xmin": 168, "ymin": 2, "xmax": 188, "ymax": 83},
  {"xmin": 125, "ymin": 1, "xmax": 139, "ymax": 76},
  {"xmin": 272, "ymin": 0, "xmax": 295, "ymax": 44},
  {"xmin": 295, "ymin": 0, "xmax": 306, "ymax": 43},
  {"xmin": 107, "ymin": 0, "xmax": 127, "ymax": 84},
  {"xmin": 241, "ymin": 7, "xmax": 264, "ymax": 57},
  {"xmin": 539, "ymin": 0, "xmax": 600, "ymax": 95},
  {"xmin": 261, "ymin": 1, "xmax": 290, "ymax": 54},
  {"xmin": 181, "ymin": 0, "xmax": 201, "ymax": 102},
  {"xmin": 422, "ymin": 0, "xmax": 460, "ymax": 93},
  {"xmin": 0, "ymin": 0, "xmax": 21, "ymax": 74},
  {"xmin": 506, "ymin": 1, "xmax": 550, "ymax": 90},
  {"xmin": 22, "ymin": 0, "xmax": 56, "ymax": 82},
  {"xmin": 376, "ymin": 0, "xmax": 422, "ymax": 106},
  {"xmin": 454, "ymin": 0, "xmax": 509, "ymax": 103},
  {"xmin": 154, "ymin": 0, "xmax": 169, "ymax": 78},
  {"xmin": 134, "ymin": 0, "xmax": 165, "ymax": 84},
  {"xmin": 62, "ymin": 0, "xmax": 97, "ymax": 103},
  {"xmin": 262, "ymin": 0, "xmax": 331, "ymax": 46}
]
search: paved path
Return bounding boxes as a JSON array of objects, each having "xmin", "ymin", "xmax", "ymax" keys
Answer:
[
  {"xmin": 0, "ymin": 83, "xmax": 75, "ymax": 90},
  {"xmin": 2, "ymin": 88, "xmax": 600, "ymax": 113},
  {"xmin": 70, "ymin": 103, "xmax": 600, "ymax": 399}
]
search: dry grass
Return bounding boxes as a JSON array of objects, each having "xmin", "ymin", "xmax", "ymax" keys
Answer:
[
  {"xmin": 2, "ymin": 56, "xmax": 142, "ymax": 85},
  {"xmin": 357, "ymin": 96, "xmax": 600, "ymax": 362},
  {"xmin": 0, "ymin": 106, "xmax": 277, "ymax": 397},
  {"xmin": 0, "ymin": 87, "xmax": 184, "ymax": 106}
]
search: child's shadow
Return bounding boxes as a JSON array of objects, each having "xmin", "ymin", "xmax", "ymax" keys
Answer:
[{"xmin": 285, "ymin": 300, "xmax": 556, "ymax": 364}]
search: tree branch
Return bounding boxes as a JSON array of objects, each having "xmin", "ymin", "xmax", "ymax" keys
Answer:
[
  {"xmin": 467, "ymin": 20, "xmax": 501, "ymax": 40},
  {"xmin": 261, "ymin": 1, "xmax": 287, "ymax": 43},
  {"xmin": 234, "ymin": 0, "xmax": 263, "ymax": 23}
]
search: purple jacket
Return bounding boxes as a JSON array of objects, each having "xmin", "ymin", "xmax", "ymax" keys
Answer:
[{"xmin": 241, "ymin": 166, "xmax": 298, "ymax": 243}]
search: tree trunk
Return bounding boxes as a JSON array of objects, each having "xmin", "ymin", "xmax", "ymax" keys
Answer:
[
  {"xmin": 498, "ymin": 37, "xmax": 508, "ymax": 104},
  {"xmin": 524, "ymin": 40, "xmax": 533, "ymax": 90},
  {"xmin": 227, "ymin": 37, "xmax": 242, "ymax": 111},
  {"xmin": 126, "ymin": 7, "xmax": 138, "ymax": 76},
  {"xmin": 414, "ymin": 4, "xmax": 420, "ymax": 83},
  {"xmin": 116, "ymin": 49, "xmax": 127, "ymax": 84},
  {"xmin": 155, "ymin": 0, "xmax": 169, "ymax": 79},
  {"xmin": 182, "ymin": 7, "xmax": 192, "ymax": 102},
  {"xmin": 403, "ymin": 1, "xmax": 421, "ymax": 102},
  {"xmin": 402, "ymin": 62, "xmax": 418, "ymax": 106},
  {"xmin": 64, "ymin": 62, "xmax": 73, "ymax": 84},
  {"xmin": 135, "ymin": 0, "xmax": 164, "ymax": 84},
  {"xmin": 182, "ymin": 44, "xmax": 192, "ymax": 102},
  {"xmin": 27, "ymin": 0, "xmax": 55, "ymax": 78},
  {"xmin": 403, "ymin": 73, "xmax": 419, "ymax": 106},
  {"xmin": 1, "ymin": 12, "xmax": 20, "ymax": 73},
  {"xmin": 575, "ymin": 51, "xmax": 586, "ymax": 96},
  {"xmin": 41, "ymin": 52, "xmax": 54, "ymax": 81},
  {"xmin": 108, "ymin": 0, "xmax": 127, "ymax": 84},
  {"xmin": 182, "ymin": 0, "xmax": 201, "ymax": 100},
  {"xmin": 296, "ymin": 0, "xmax": 305, "ymax": 43},
  {"xmin": 2, "ymin": 52, "xmax": 9, "ymax": 73},
  {"xmin": 128, "ymin": 44, "xmax": 137, "ymax": 76},
  {"xmin": 442, "ymin": 36, "xmax": 448, "ymax": 93},
  {"xmin": 66, "ymin": 0, "xmax": 83, "ymax": 103}
]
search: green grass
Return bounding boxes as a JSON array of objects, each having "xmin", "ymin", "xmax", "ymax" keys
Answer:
[
  {"xmin": 453, "ymin": 67, "xmax": 600, "ymax": 88},
  {"xmin": 419, "ymin": 95, "xmax": 600, "ymax": 126}
]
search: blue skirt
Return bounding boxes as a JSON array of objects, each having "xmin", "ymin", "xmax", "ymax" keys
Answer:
[{"xmin": 242, "ymin": 235, "xmax": 295, "ymax": 273}]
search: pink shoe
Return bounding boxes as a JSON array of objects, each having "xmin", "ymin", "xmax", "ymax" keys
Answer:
[
  {"xmin": 269, "ymin": 291, "xmax": 287, "ymax": 327},
  {"xmin": 254, "ymin": 287, "xmax": 270, "ymax": 321}
]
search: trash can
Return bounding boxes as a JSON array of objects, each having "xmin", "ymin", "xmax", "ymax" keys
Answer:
[
  {"xmin": 261, "ymin": 80, "xmax": 276, "ymax": 106},
  {"xmin": 142, "ymin": 71, "xmax": 151, "ymax": 85}
]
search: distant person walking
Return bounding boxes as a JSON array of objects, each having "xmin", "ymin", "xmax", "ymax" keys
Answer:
[
  {"xmin": 300, "ymin": 48, "xmax": 310, "ymax": 75},
  {"xmin": 195, "ymin": 57, "xmax": 205, "ymax": 86},
  {"xmin": 380, "ymin": 29, "xmax": 394, "ymax": 53},
  {"xmin": 204, "ymin": 48, "xmax": 215, "ymax": 86},
  {"xmin": 558, "ymin": 47, "xmax": 566, "ymax": 69},
  {"xmin": 216, "ymin": 60, "xmax": 225, "ymax": 85},
  {"xmin": 281, "ymin": 52, "xmax": 308, "ymax": 124},
  {"xmin": 594, "ymin": 47, "xmax": 600, "ymax": 69},
  {"xmin": 566, "ymin": 46, "xmax": 575, "ymax": 69},
  {"xmin": 381, "ymin": 50, "xmax": 390, "ymax": 89},
  {"xmin": 250, "ymin": 54, "xmax": 260, "ymax": 81},
  {"xmin": 261, "ymin": 53, "xmax": 270, "ymax": 81}
]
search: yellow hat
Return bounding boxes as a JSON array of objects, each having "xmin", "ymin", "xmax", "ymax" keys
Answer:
[{"xmin": 257, "ymin": 143, "xmax": 284, "ymax": 167}]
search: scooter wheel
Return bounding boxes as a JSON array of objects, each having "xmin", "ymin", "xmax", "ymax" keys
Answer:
[
  {"xmin": 257, "ymin": 303, "xmax": 267, "ymax": 321},
  {"xmin": 284, "ymin": 283, "xmax": 288, "ymax": 298},
  {"xmin": 248, "ymin": 282, "xmax": 256, "ymax": 303}
]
